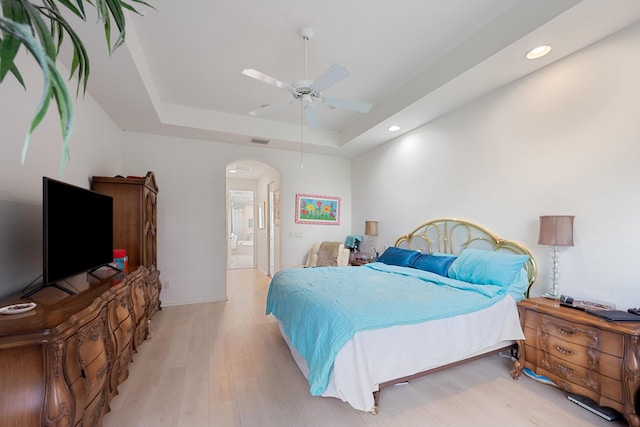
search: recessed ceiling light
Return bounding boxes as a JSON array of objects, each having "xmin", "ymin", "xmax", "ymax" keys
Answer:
[
  {"xmin": 526, "ymin": 45, "xmax": 551, "ymax": 60},
  {"xmin": 228, "ymin": 169, "xmax": 237, "ymax": 174},
  {"xmin": 388, "ymin": 125, "xmax": 400, "ymax": 132}
]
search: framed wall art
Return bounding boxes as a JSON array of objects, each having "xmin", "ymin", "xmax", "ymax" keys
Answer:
[
  {"xmin": 273, "ymin": 189, "xmax": 281, "ymax": 225},
  {"xmin": 295, "ymin": 193, "xmax": 341, "ymax": 225},
  {"xmin": 258, "ymin": 202, "xmax": 265, "ymax": 229}
]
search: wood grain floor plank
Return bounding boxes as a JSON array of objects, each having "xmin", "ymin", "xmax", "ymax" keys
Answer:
[{"xmin": 104, "ymin": 269, "xmax": 630, "ymax": 427}]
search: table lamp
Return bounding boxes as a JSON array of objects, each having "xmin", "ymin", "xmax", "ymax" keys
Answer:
[
  {"xmin": 365, "ymin": 220, "xmax": 379, "ymax": 260},
  {"xmin": 538, "ymin": 215, "xmax": 574, "ymax": 299}
]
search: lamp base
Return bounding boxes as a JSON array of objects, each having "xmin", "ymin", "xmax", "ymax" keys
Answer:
[{"xmin": 542, "ymin": 291, "xmax": 560, "ymax": 300}]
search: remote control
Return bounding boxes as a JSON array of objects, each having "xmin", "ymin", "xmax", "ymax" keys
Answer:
[{"xmin": 627, "ymin": 308, "xmax": 640, "ymax": 316}]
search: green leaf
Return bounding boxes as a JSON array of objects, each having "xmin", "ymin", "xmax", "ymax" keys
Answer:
[
  {"xmin": 0, "ymin": 17, "xmax": 73, "ymax": 172},
  {"xmin": 0, "ymin": 0, "xmax": 27, "ymax": 82},
  {"xmin": 54, "ymin": 0, "xmax": 86, "ymax": 20},
  {"xmin": 1, "ymin": 0, "xmax": 155, "ymax": 173},
  {"xmin": 18, "ymin": 1, "xmax": 59, "ymax": 60}
]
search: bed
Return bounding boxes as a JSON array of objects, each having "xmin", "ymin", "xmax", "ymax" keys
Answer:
[{"xmin": 266, "ymin": 218, "xmax": 537, "ymax": 413}]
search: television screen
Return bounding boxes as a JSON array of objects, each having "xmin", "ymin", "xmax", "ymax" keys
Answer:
[{"xmin": 43, "ymin": 177, "xmax": 114, "ymax": 288}]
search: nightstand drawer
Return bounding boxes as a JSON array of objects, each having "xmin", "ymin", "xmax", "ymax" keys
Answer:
[
  {"xmin": 540, "ymin": 333, "xmax": 623, "ymax": 379},
  {"xmin": 527, "ymin": 311, "xmax": 624, "ymax": 357}
]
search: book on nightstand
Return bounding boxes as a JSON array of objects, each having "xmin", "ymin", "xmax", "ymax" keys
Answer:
[{"xmin": 584, "ymin": 309, "xmax": 640, "ymax": 322}]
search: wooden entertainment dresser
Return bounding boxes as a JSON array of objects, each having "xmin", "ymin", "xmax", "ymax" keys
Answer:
[
  {"xmin": 517, "ymin": 297, "xmax": 640, "ymax": 426},
  {"xmin": 0, "ymin": 172, "xmax": 162, "ymax": 426},
  {"xmin": 0, "ymin": 266, "xmax": 160, "ymax": 426}
]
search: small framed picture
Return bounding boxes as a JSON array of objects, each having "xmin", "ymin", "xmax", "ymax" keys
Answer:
[
  {"xmin": 295, "ymin": 193, "xmax": 341, "ymax": 225},
  {"xmin": 273, "ymin": 189, "xmax": 281, "ymax": 225},
  {"xmin": 258, "ymin": 202, "xmax": 265, "ymax": 229}
]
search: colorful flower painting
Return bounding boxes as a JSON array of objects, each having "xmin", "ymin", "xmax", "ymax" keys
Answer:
[{"xmin": 295, "ymin": 194, "xmax": 341, "ymax": 225}]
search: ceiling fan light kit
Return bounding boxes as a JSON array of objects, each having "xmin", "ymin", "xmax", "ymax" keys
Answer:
[{"xmin": 241, "ymin": 26, "xmax": 372, "ymax": 128}]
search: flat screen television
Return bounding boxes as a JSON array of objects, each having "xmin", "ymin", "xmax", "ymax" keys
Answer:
[{"xmin": 24, "ymin": 177, "xmax": 114, "ymax": 297}]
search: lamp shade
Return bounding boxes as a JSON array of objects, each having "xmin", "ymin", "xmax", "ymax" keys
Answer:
[
  {"xmin": 365, "ymin": 220, "xmax": 378, "ymax": 236},
  {"xmin": 538, "ymin": 215, "xmax": 574, "ymax": 246}
]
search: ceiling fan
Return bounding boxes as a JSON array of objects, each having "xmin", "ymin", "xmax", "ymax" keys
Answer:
[{"xmin": 241, "ymin": 27, "xmax": 372, "ymax": 128}]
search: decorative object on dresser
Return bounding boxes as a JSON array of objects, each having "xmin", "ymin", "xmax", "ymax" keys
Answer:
[
  {"xmin": 0, "ymin": 266, "xmax": 159, "ymax": 426},
  {"xmin": 538, "ymin": 215, "xmax": 574, "ymax": 299},
  {"xmin": 516, "ymin": 297, "xmax": 640, "ymax": 427},
  {"xmin": 91, "ymin": 171, "xmax": 161, "ymax": 312}
]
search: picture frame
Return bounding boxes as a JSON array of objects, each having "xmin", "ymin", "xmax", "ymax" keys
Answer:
[
  {"xmin": 295, "ymin": 193, "xmax": 341, "ymax": 225},
  {"xmin": 258, "ymin": 202, "xmax": 265, "ymax": 229},
  {"xmin": 273, "ymin": 190, "xmax": 281, "ymax": 225}
]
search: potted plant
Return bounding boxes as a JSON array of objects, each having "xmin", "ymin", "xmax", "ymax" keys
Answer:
[{"xmin": 0, "ymin": 0, "xmax": 154, "ymax": 172}]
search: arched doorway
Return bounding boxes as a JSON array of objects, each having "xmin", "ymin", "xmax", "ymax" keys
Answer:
[{"xmin": 226, "ymin": 159, "xmax": 280, "ymax": 276}]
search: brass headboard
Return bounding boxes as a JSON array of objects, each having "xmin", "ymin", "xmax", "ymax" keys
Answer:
[{"xmin": 394, "ymin": 218, "xmax": 536, "ymax": 297}]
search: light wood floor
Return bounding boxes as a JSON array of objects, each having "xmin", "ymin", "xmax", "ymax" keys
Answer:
[{"xmin": 103, "ymin": 269, "xmax": 629, "ymax": 426}]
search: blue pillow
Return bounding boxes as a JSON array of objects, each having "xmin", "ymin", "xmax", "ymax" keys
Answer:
[
  {"xmin": 377, "ymin": 247, "xmax": 421, "ymax": 267},
  {"xmin": 507, "ymin": 268, "xmax": 530, "ymax": 301},
  {"xmin": 411, "ymin": 253, "xmax": 457, "ymax": 276},
  {"xmin": 448, "ymin": 248, "xmax": 529, "ymax": 288}
]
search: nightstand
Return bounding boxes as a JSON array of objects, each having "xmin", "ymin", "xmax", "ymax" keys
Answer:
[{"xmin": 516, "ymin": 297, "xmax": 640, "ymax": 427}]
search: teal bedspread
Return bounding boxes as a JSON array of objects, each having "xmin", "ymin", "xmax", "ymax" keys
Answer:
[{"xmin": 265, "ymin": 262, "xmax": 506, "ymax": 395}]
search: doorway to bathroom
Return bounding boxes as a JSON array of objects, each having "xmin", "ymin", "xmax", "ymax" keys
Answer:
[{"xmin": 228, "ymin": 189, "xmax": 255, "ymax": 269}]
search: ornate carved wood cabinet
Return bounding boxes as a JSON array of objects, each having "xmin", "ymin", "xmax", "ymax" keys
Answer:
[
  {"xmin": 0, "ymin": 266, "xmax": 155, "ymax": 426},
  {"xmin": 517, "ymin": 298, "xmax": 640, "ymax": 427},
  {"xmin": 91, "ymin": 172, "xmax": 161, "ymax": 314}
]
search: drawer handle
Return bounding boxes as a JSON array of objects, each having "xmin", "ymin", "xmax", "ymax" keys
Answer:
[
  {"xmin": 557, "ymin": 326, "xmax": 576, "ymax": 336},
  {"xmin": 557, "ymin": 364, "xmax": 574, "ymax": 375},
  {"xmin": 555, "ymin": 345, "xmax": 574, "ymax": 356}
]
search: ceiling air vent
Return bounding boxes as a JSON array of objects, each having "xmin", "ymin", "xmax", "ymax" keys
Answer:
[{"xmin": 251, "ymin": 138, "xmax": 270, "ymax": 145}]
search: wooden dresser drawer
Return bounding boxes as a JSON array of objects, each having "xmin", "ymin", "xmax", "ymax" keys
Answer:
[
  {"xmin": 109, "ymin": 291, "xmax": 131, "ymax": 326},
  {"xmin": 84, "ymin": 350, "xmax": 110, "ymax": 401},
  {"xmin": 114, "ymin": 314, "xmax": 133, "ymax": 353},
  {"xmin": 523, "ymin": 311, "xmax": 625, "ymax": 355},
  {"xmin": 78, "ymin": 312, "xmax": 108, "ymax": 366},
  {"xmin": 528, "ymin": 331, "xmax": 624, "ymax": 380},
  {"xmin": 82, "ymin": 389, "xmax": 108, "ymax": 427}
]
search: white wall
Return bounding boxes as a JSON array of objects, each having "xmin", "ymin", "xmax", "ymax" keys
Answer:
[
  {"xmin": 120, "ymin": 133, "xmax": 352, "ymax": 305},
  {"xmin": 0, "ymin": 56, "xmax": 124, "ymax": 199},
  {"xmin": 0, "ymin": 55, "xmax": 125, "ymax": 296},
  {"xmin": 352, "ymin": 23, "xmax": 640, "ymax": 309}
]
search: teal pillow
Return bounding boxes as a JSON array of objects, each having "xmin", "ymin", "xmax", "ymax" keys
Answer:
[
  {"xmin": 377, "ymin": 247, "xmax": 421, "ymax": 267},
  {"xmin": 411, "ymin": 254, "xmax": 457, "ymax": 276},
  {"xmin": 448, "ymin": 248, "xmax": 529, "ymax": 288},
  {"xmin": 507, "ymin": 268, "xmax": 530, "ymax": 301}
]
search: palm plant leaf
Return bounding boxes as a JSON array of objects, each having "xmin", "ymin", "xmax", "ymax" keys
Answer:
[
  {"xmin": 0, "ymin": 0, "xmax": 155, "ymax": 173},
  {"xmin": 0, "ymin": 16, "xmax": 73, "ymax": 172}
]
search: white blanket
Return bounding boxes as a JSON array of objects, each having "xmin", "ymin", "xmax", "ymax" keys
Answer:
[{"xmin": 278, "ymin": 295, "xmax": 524, "ymax": 412}]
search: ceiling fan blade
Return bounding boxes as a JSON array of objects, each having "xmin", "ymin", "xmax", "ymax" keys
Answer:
[
  {"xmin": 241, "ymin": 69, "xmax": 296, "ymax": 93},
  {"xmin": 304, "ymin": 104, "xmax": 320, "ymax": 128},
  {"xmin": 249, "ymin": 99, "xmax": 293, "ymax": 117},
  {"xmin": 311, "ymin": 63, "xmax": 351, "ymax": 93},
  {"xmin": 322, "ymin": 96, "xmax": 372, "ymax": 113}
]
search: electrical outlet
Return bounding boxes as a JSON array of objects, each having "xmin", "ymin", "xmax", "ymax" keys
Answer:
[{"xmin": 164, "ymin": 280, "xmax": 170, "ymax": 290}]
